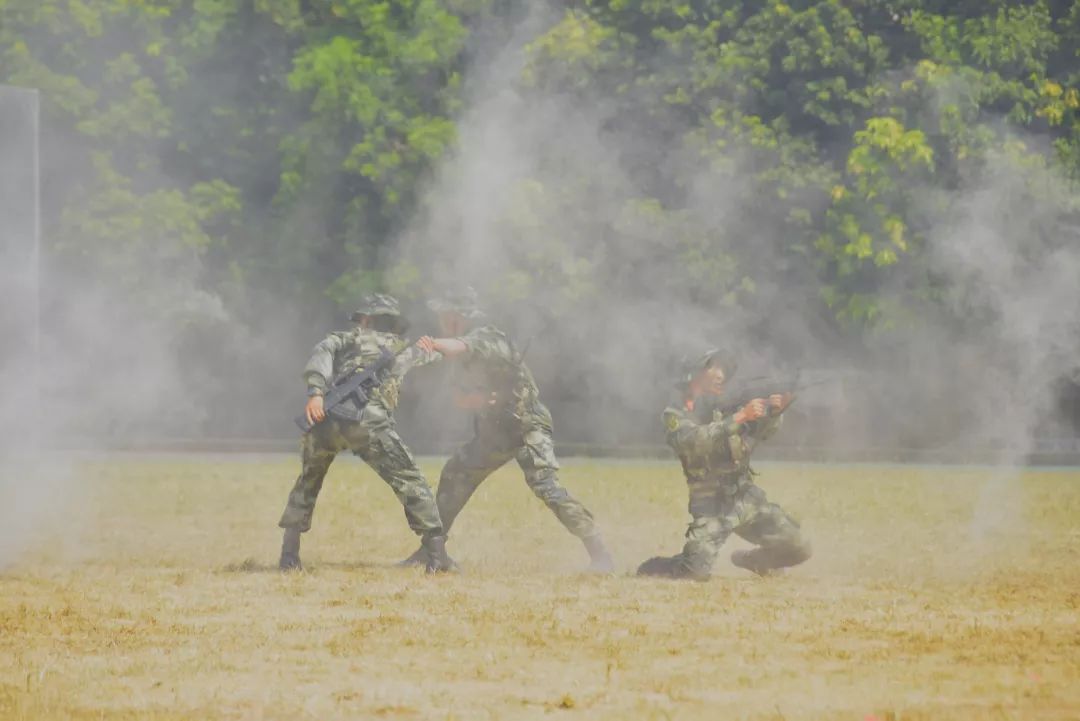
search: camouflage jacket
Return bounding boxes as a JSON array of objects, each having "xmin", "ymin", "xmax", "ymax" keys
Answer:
[
  {"xmin": 455, "ymin": 324, "xmax": 543, "ymax": 424},
  {"xmin": 663, "ymin": 396, "xmax": 784, "ymax": 505},
  {"xmin": 303, "ymin": 327, "xmax": 440, "ymax": 413}
]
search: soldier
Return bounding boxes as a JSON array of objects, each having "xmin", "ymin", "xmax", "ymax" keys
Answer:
[
  {"xmin": 398, "ymin": 287, "xmax": 614, "ymax": 572},
  {"xmin": 637, "ymin": 348, "xmax": 811, "ymax": 580},
  {"xmin": 277, "ymin": 293, "xmax": 454, "ymax": 573}
]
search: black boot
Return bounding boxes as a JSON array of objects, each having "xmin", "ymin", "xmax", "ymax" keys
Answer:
[
  {"xmin": 279, "ymin": 528, "xmax": 302, "ymax": 571},
  {"xmin": 583, "ymin": 535, "xmax": 615, "ymax": 573},
  {"xmin": 421, "ymin": 535, "xmax": 458, "ymax": 574},
  {"xmin": 395, "ymin": 545, "xmax": 427, "ymax": 568},
  {"xmin": 730, "ymin": 549, "xmax": 773, "ymax": 576},
  {"xmin": 731, "ymin": 543, "xmax": 811, "ymax": 577},
  {"xmin": 636, "ymin": 554, "xmax": 690, "ymax": 578}
]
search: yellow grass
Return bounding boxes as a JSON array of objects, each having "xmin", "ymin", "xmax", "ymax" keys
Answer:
[{"xmin": 1, "ymin": 455, "xmax": 1079, "ymax": 720}]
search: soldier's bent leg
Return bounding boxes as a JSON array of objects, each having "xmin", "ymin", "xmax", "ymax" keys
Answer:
[
  {"xmin": 436, "ymin": 432, "xmax": 517, "ymax": 533},
  {"xmin": 731, "ymin": 488, "xmax": 811, "ymax": 575},
  {"xmin": 516, "ymin": 426, "xmax": 612, "ymax": 570},
  {"xmin": 680, "ymin": 514, "xmax": 733, "ymax": 580},
  {"xmin": 516, "ymin": 427, "xmax": 601, "ymax": 540},
  {"xmin": 357, "ymin": 426, "xmax": 445, "ymax": 539},
  {"xmin": 396, "ymin": 431, "xmax": 515, "ymax": 568}
]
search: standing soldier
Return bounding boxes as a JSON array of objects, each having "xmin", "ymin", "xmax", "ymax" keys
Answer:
[
  {"xmin": 637, "ymin": 348, "xmax": 812, "ymax": 580},
  {"xmin": 277, "ymin": 293, "xmax": 454, "ymax": 573},
  {"xmin": 398, "ymin": 287, "xmax": 614, "ymax": 572}
]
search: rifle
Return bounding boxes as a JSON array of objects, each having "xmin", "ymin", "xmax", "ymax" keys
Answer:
[
  {"xmin": 712, "ymin": 371, "xmax": 840, "ymax": 418},
  {"xmin": 294, "ymin": 344, "xmax": 407, "ymax": 433}
]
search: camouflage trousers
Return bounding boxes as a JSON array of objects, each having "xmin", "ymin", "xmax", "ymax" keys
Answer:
[
  {"xmin": 278, "ymin": 406, "xmax": 443, "ymax": 537},
  {"xmin": 681, "ymin": 478, "xmax": 810, "ymax": 579},
  {"xmin": 435, "ymin": 408, "xmax": 600, "ymax": 541}
]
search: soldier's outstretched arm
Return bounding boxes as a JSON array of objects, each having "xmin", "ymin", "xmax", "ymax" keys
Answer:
[
  {"xmin": 389, "ymin": 342, "xmax": 444, "ymax": 380},
  {"xmin": 416, "ymin": 335, "xmax": 468, "ymax": 359}
]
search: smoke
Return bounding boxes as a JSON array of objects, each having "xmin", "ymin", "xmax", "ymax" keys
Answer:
[
  {"xmin": 392, "ymin": 6, "xmax": 792, "ymax": 448},
  {"xmin": 3, "ymin": 1, "xmax": 1078, "ymax": 569},
  {"xmin": 912, "ymin": 143, "xmax": 1080, "ymax": 545},
  {"xmin": 389, "ymin": 7, "xmax": 1080, "ymax": 464}
]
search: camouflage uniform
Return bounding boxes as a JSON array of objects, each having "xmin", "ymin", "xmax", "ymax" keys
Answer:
[
  {"xmin": 278, "ymin": 294, "xmax": 447, "ymax": 568},
  {"xmin": 434, "ymin": 324, "xmax": 601, "ymax": 539},
  {"xmin": 639, "ymin": 350, "xmax": 811, "ymax": 580},
  {"xmin": 405, "ymin": 288, "xmax": 611, "ymax": 569}
]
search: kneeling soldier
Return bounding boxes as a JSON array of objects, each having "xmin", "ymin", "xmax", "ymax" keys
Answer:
[
  {"xmin": 637, "ymin": 349, "xmax": 811, "ymax": 580},
  {"xmin": 277, "ymin": 293, "xmax": 454, "ymax": 573}
]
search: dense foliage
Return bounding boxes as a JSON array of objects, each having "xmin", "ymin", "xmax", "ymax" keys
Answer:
[{"xmin": 2, "ymin": 0, "xmax": 1078, "ymax": 441}]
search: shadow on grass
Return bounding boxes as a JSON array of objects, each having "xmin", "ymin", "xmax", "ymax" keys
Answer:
[
  {"xmin": 219, "ymin": 557, "xmax": 402, "ymax": 574},
  {"xmin": 220, "ymin": 558, "xmax": 280, "ymax": 573},
  {"xmin": 316, "ymin": 559, "xmax": 400, "ymax": 571}
]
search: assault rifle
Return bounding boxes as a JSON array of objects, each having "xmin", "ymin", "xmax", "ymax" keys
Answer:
[
  {"xmin": 294, "ymin": 344, "xmax": 406, "ymax": 433},
  {"xmin": 712, "ymin": 371, "xmax": 840, "ymax": 418}
]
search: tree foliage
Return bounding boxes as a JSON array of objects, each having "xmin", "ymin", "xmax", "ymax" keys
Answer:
[{"xmin": 1, "ymin": 0, "xmax": 1078, "ymax": 437}]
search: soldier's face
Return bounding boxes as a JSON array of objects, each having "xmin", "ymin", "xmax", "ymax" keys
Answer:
[
  {"xmin": 438, "ymin": 311, "xmax": 467, "ymax": 336},
  {"xmin": 694, "ymin": 364, "xmax": 727, "ymax": 396}
]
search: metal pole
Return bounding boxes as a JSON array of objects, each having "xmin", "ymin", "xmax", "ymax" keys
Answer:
[
  {"xmin": 0, "ymin": 85, "xmax": 41, "ymax": 452},
  {"xmin": 30, "ymin": 88, "xmax": 40, "ymax": 451}
]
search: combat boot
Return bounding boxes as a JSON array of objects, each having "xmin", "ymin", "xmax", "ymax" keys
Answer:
[
  {"xmin": 732, "ymin": 542, "xmax": 811, "ymax": 577},
  {"xmin": 731, "ymin": 548, "xmax": 781, "ymax": 577},
  {"xmin": 421, "ymin": 535, "xmax": 458, "ymax": 574},
  {"xmin": 636, "ymin": 554, "xmax": 690, "ymax": 578},
  {"xmin": 583, "ymin": 535, "xmax": 615, "ymax": 573},
  {"xmin": 279, "ymin": 528, "xmax": 302, "ymax": 571},
  {"xmin": 395, "ymin": 545, "xmax": 427, "ymax": 568}
]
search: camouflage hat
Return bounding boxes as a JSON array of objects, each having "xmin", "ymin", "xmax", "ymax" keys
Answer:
[
  {"xmin": 677, "ymin": 347, "xmax": 737, "ymax": 388},
  {"xmin": 426, "ymin": 286, "xmax": 486, "ymax": 320},
  {"xmin": 350, "ymin": 293, "xmax": 402, "ymax": 321}
]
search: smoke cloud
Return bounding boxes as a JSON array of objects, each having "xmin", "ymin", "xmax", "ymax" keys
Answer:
[
  {"xmin": 2, "ymin": 2, "xmax": 1078, "ymax": 568},
  {"xmin": 391, "ymin": 7, "xmax": 1080, "ymax": 460}
]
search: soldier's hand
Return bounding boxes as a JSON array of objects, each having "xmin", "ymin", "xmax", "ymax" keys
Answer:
[
  {"xmin": 305, "ymin": 396, "xmax": 326, "ymax": 426},
  {"xmin": 734, "ymin": 398, "xmax": 767, "ymax": 424},
  {"xmin": 769, "ymin": 393, "xmax": 794, "ymax": 412},
  {"xmin": 417, "ymin": 335, "xmax": 437, "ymax": 353}
]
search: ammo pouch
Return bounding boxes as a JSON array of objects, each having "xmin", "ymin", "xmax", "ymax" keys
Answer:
[{"xmin": 687, "ymin": 473, "xmax": 750, "ymax": 517}]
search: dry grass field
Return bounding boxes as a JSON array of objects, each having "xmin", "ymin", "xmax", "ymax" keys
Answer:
[{"xmin": 1, "ymin": 454, "xmax": 1078, "ymax": 720}]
